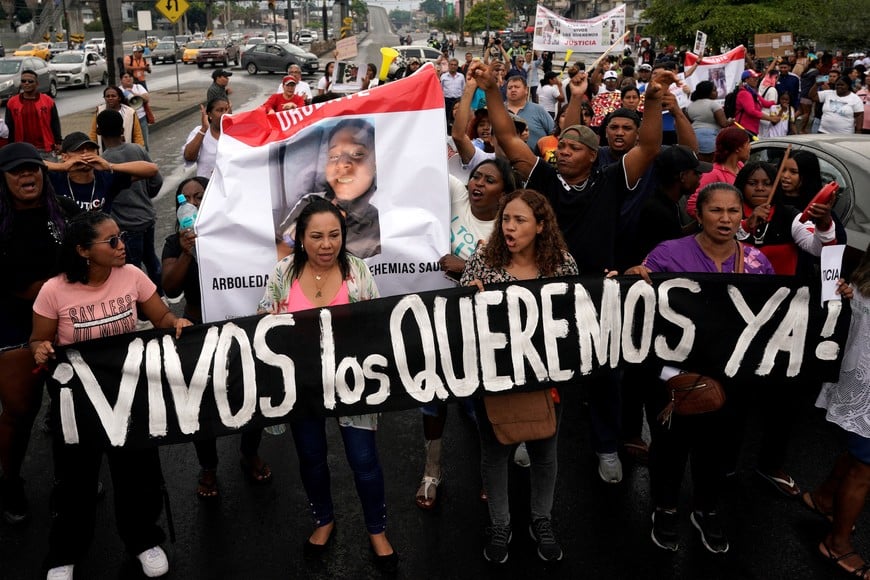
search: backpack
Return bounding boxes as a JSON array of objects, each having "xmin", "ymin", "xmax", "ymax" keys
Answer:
[{"xmin": 723, "ymin": 87, "xmax": 739, "ymax": 118}]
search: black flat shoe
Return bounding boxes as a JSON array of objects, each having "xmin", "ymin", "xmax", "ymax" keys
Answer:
[
  {"xmin": 370, "ymin": 544, "xmax": 398, "ymax": 573},
  {"xmin": 303, "ymin": 523, "xmax": 335, "ymax": 558}
]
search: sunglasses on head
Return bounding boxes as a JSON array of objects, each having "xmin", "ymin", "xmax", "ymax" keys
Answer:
[{"xmin": 91, "ymin": 232, "xmax": 128, "ymax": 249}]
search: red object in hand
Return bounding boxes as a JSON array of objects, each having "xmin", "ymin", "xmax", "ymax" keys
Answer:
[{"xmin": 799, "ymin": 181, "xmax": 839, "ymax": 223}]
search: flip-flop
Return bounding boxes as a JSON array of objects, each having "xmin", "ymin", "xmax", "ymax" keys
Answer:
[
  {"xmin": 756, "ymin": 469, "xmax": 801, "ymax": 497},
  {"xmin": 819, "ymin": 541, "xmax": 870, "ymax": 578}
]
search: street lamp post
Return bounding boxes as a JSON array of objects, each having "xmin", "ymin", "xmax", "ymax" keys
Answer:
[{"xmin": 322, "ymin": 0, "xmax": 328, "ymax": 42}]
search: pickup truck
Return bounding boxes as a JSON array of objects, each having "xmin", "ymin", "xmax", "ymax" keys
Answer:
[{"xmin": 195, "ymin": 39, "xmax": 240, "ymax": 68}]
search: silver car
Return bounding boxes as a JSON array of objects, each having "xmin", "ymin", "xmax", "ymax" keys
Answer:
[
  {"xmin": 0, "ymin": 56, "xmax": 57, "ymax": 103},
  {"xmin": 750, "ymin": 135, "xmax": 870, "ymax": 267},
  {"xmin": 49, "ymin": 50, "xmax": 108, "ymax": 89}
]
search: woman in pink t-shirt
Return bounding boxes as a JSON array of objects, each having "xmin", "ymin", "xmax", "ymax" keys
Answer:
[{"xmin": 31, "ymin": 211, "xmax": 191, "ymax": 580}]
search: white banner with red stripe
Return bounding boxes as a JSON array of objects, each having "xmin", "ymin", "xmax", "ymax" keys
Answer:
[{"xmin": 196, "ymin": 65, "xmax": 451, "ymax": 323}]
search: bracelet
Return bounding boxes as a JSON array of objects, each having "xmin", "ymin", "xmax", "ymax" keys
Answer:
[{"xmin": 198, "ymin": 129, "xmax": 207, "ymax": 136}]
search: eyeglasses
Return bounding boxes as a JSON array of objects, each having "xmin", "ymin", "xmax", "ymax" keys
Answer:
[
  {"xmin": 19, "ymin": 79, "xmax": 36, "ymax": 84},
  {"xmin": 91, "ymin": 232, "xmax": 127, "ymax": 249}
]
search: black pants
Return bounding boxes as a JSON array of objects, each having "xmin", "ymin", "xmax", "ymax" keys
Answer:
[
  {"xmin": 649, "ymin": 378, "xmax": 729, "ymax": 513},
  {"xmin": 444, "ymin": 96, "xmax": 459, "ymax": 126},
  {"xmin": 46, "ymin": 440, "xmax": 165, "ymax": 568},
  {"xmin": 193, "ymin": 428, "xmax": 263, "ymax": 469}
]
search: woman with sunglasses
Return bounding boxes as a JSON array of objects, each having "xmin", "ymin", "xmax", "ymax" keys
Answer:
[
  {"xmin": 0, "ymin": 143, "xmax": 79, "ymax": 524},
  {"xmin": 31, "ymin": 211, "xmax": 191, "ymax": 580},
  {"xmin": 162, "ymin": 177, "xmax": 272, "ymax": 498}
]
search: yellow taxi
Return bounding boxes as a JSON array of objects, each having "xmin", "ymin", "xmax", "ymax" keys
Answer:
[
  {"xmin": 14, "ymin": 42, "xmax": 50, "ymax": 60},
  {"xmin": 182, "ymin": 41, "xmax": 203, "ymax": 64}
]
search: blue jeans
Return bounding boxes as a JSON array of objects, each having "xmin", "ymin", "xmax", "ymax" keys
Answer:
[
  {"xmin": 290, "ymin": 418, "xmax": 387, "ymax": 534},
  {"xmin": 476, "ymin": 397, "xmax": 562, "ymax": 527},
  {"xmin": 124, "ymin": 225, "xmax": 162, "ymax": 295},
  {"xmin": 138, "ymin": 115, "xmax": 150, "ymax": 151}
]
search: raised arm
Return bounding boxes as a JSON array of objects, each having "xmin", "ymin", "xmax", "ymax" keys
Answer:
[
  {"xmin": 451, "ymin": 76, "xmax": 480, "ymax": 164},
  {"xmin": 623, "ymin": 69, "xmax": 676, "ymax": 187},
  {"xmin": 560, "ymin": 70, "xmax": 589, "ymax": 128},
  {"xmin": 667, "ymin": 92, "xmax": 699, "ymax": 151}
]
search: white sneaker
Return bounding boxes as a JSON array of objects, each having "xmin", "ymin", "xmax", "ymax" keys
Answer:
[
  {"xmin": 513, "ymin": 442, "xmax": 531, "ymax": 468},
  {"xmin": 597, "ymin": 452, "xmax": 623, "ymax": 484},
  {"xmin": 137, "ymin": 546, "xmax": 169, "ymax": 578},
  {"xmin": 46, "ymin": 565, "xmax": 74, "ymax": 580}
]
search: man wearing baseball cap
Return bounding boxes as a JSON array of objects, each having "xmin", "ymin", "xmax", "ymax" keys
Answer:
[
  {"xmin": 44, "ymin": 131, "xmax": 159, "ymax": 212},
  {"xmin": 125, "ymin": 45, "xmax": 151, "ymax": 89},
  {"xmin": 207, "ymin": 69, "xmax": 233, "ymax": 111},
  {"xmin": 260, "ymin": 75, "xmax": 305, "ymax": 113},
  {"xmin": 599, "ymin": 69, "xmax": 620, "ymax": 94}
]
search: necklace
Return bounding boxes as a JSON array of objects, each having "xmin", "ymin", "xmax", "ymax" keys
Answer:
[
  {"xmin": 309, "ymin": 267, "xmax": 331, "ymax": 298},
  {"xmin": 66, "ymin": 174, "xmax": 97, "ymax": 208}
]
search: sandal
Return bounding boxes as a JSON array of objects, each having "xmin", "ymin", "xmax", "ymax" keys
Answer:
[
  {"xmin": 415, "ymin": 475, "xmax": 440, "ymax": 510},
  {"xmin": 820, "ymin": 541, "xmax": 870, "ymax": 578},
  {"xmin": 756, "ymin": 469, "xmax": 801, "ymax": 497},
  {"xmin": 802, "ymin": 491, "xmax": 833, "ymax": 522},
  {"xmin": 196, "ymin": 468, "xmax": 219, "ymax": 500},
  {"xmin": 239, "ymin": 456, "xmax": 272, "ymax": 484}
]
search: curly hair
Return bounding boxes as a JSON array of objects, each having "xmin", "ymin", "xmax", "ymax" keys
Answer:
[
  {"xmin": 483, "ymin": 189, "xmax": 570, "ymax": 276},
  {"xmin": 61, "ymin": 211, "xmax": 114, "ymax": 284}
]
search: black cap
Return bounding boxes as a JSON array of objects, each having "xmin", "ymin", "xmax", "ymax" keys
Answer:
[
  {"xmin": 656, "ymin": 145, "xmax": 714, "ymax": 175},
  {"xmin": 212, "ymin": 69, "xmax": 232, "ymax": 80},
  {"xmin": 544, "ymin": 71, "xmax": 560, "ymax": 81},
  {"xmin": 0, "ymin": 142, "xmax": 45, "ymax": 172},
  {"xmin": 61, "ymin": 132, "xmax": 99, "ymax": 153}
]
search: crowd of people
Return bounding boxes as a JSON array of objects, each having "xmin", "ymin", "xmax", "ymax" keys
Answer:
[{"xmin": 0, "ymin": 34, "xmax": 869, "ymax": 580}]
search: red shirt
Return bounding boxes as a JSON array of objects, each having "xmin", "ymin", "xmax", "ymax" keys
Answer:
[{"xmin": 261, "ymin": 92, "xmax": 305, "ymax": 113}]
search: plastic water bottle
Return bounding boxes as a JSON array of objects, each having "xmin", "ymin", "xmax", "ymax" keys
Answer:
[{"xmin": 176, "ymin": 193, "xmax": 197, "ymax": 231}]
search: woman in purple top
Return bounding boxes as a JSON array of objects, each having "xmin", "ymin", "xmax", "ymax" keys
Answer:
[{"xmin": 627, "ymin": 183, "xmax": 773, "ymax": 556}]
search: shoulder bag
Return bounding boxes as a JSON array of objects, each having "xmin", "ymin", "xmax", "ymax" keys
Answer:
[{"xmin": 484, "ymin": 389, "xmax": 556, "ymax": 445}]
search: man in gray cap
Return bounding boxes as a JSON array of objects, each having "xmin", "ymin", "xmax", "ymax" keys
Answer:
[{"xmin": 207, "ymin": 69, "xmax": 233, "ymax": 111}]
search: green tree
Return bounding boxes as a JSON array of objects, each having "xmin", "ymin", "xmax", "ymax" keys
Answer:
[
  {"xmin": 390, "ymin": 9, "xmax": 411, "ymax": 27},
  {"xmin": 420, "ymin": 0, "xmax": 443, "ymax": 17},
  {"xmin": 464, "ymin": 0, "xmax": 509, "ymax": 43},
  {"xmin": 434, "ymin": 15, "xmax": 460, "ymax": 34}
]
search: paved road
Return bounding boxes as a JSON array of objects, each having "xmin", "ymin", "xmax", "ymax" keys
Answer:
[{"xmin": 3, "ymin": 14, "xmax": 870, "ymax": 580}]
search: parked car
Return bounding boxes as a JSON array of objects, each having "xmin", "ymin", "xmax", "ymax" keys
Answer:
[
  {"xmin": 196, "ymin": 39, "xmax": 240, "ymax": 68},
  {"xmin": 241, "ymin": 36, "xmax": 266, "ymax": 57},
  {"xmin": 85, "ymin": 38, "xmax": 105, "ymax": 55},
  {"xmin": 50, "ymin": 50, "xmax": 108, "ymax": 89},
  {"xmin": 14, "ymin": 43, "xmax": 50, "ymax": 60},
  {"xmin": 48, "ymin": 42, "xmax": 69, "ymax": 60},
  {"xmin": 182, "ymin": 41, "xmax": 204, "ymax": 64},
  {"xmin": 276, "ymin": 32, "xmax": 290, "ymax": 44},
  {"xmin": 151, "ymin": 41, "xmax": 182, "ymax": 64},
  {"xmin": 0, "ymin": 56, "xmax": 57, "ymax": 103},
  {"xmin": 750, "ymin": 135, "xmax": 870, "ymax": 270},
  {"xmin": 295, "ymin": 30, "xmax": 313, "ymax": 44},
  {"xmin": 391, "ymin": 45, "xmax": 443, "ymax": 64},
  {"xmin": 242, "ymin": 42, "xmax": 319, "ymax": 75}
]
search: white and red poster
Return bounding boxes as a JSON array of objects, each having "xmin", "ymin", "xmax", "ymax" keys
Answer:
[
  {"xmin": 684, "ymin": 45, "xmax": 747, "ymax": 101},
  {"xmin": 196, "ymin": 65, "xmax": 451, "ymax": 323},
  {"xmin": 532, "ymin": 4, "xmax": 626, "ymax": 53}
]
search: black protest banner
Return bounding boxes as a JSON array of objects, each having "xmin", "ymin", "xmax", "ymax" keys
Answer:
[{"xmin": 46, "ymin": 274, "xmax": 849, "ymax": 448}]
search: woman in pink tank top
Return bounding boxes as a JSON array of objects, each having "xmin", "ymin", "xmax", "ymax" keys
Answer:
[{"xmin": 258, "ymin": 198, "xmax": 395, "ymax": 570}]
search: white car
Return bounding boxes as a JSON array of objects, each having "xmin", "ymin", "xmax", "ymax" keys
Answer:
[
  {"xmin": 296, "ymin": 30, "xmax": 314, "ymax": 44},
  {"xmin": 276, "ymin": 32, "xmax": 290, "ymax": 44},
  {"xmin": 49, "ymin": 50, "xmax": 108, "ymax": 89},
  {"xmin": 84, "ymin": 38, "xmax": 105, "ymax": 55}
]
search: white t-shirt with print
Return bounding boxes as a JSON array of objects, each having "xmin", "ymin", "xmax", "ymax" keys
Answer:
[{"xmin": 818, "ymin": 90, "xmax": 863, "ymax": 134}]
